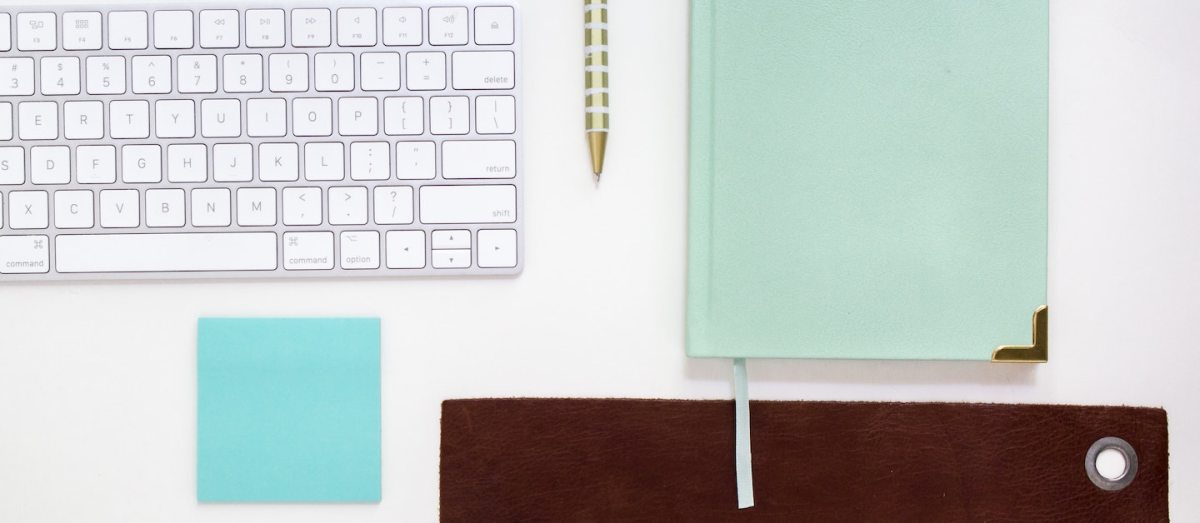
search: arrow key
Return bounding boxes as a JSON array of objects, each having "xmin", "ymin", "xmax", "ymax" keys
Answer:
[
  {"xmin": 432, "ymin": 248, "xmax": 470, "ymax": 269},
  {"xmin": 478, "ymin": 229, "xmax": 517, "ymax": 268},
  {"xmin": 385, "ymin": 230, "xmax": 425, "ymax": 269},
  {"xmin": 432, "ymin": 229, "xmax": 470, "ymax": 249}
]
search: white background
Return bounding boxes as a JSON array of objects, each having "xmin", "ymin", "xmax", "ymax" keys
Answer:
[{"xmin": 2, "ymin": 0, "xmax": 1198, "ymax": 520}]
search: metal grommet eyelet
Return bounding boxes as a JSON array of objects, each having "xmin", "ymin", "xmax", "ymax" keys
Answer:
[{"xmin": 1085, "ymin": 436, "xmax": 1138, "ymax": 491}]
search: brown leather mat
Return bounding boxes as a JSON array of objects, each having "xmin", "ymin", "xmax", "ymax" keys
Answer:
[{"xmin": 440, "ymin": 399, "xmax": 1167, "ymax": 522}]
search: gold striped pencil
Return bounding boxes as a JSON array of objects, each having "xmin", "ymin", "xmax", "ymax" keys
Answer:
[{"xmin": 584, "ymin": 0, "xmax": 609, "ymax": 181}]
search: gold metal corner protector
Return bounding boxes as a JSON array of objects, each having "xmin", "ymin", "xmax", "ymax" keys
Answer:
[{"xmin": 991, "ymin": 305, "xmax": 1048, "ymax": 363}]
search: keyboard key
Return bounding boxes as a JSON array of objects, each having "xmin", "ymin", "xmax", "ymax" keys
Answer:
[
  {"xmin": 16, "ymin": 13, "xmax": 56, "ymax": 51},
  {"xmin": 8, "ymin": 190, "xmax": 49, "ymax": 229},
  {"xmin": 351, "ymin": 142, "xmax": 390, "ymax": 181},
  {"xmin": 213, "ymin": 143, "xmax": 253, "ymax": 182},
  {"xmin": 110, "ymin": 100, "xmax": 150, "ymax": 139},
  {"xmin": 154, "ymin": 11, "xmax": 194, "ymax": 49},
  {"xmin": 0, "ymin": 235, "xmax": 50, "ymax": 274},
  {"xmin": 55, "ymin": 233, "xmax": 277, "ymax": 273},
  {"xmin": 406, "ymin": 52, "xmax": 446, "ymax": 90},
  {"xmin": 452, "ymin": 51, "xmax": 515, "ymax": 90},
  {"xmin": 293, "ymin": 9, "xmax": 331, "ymax": 47},
  {"xmin": 245, "ymin": 9, "xmax": 285, "ymax": 48},
  {"xmin": 191, "ymin": 187, "xmax": 231, "ymax": 226},
  {"xmin": 419, "ymin": 185, "xmax": 516, "ymax": 224},
  {"xmin": 385, "ymin": 230, "xmax": 425, "ymax": 268},
  {"xmin": 199, "ymin": 10, "xmax": 239, "ymax": 48},
  {"xmin": 40, "ymin": 57, "xmax": 81, "ymax": 95},
  {"xmin": 132, "ymin": 55, "xmax": 171, "ymax": 94},
  {"xmin": 63, "ymin": 12, "xmax": 103, "ymax": 51},
  {"xmin": 430, "ymin": 96, "xmax": 469, "ymax": 135},
  {"xmin": 432, "ymin": 230, "xmax": 469, "ymax": 249},
  {"xmin": 167, "ymin": 143, "xmax": 206, "ymax": 182},
  {"xmin": 146, "ymin": 189, "xmax": 186, "ymax": 227},
  {"xmin": 86, "ymin": 56, "xmax": 126, "ymax": 95},
  {"xmin": 30, "ymin": 146, "xmax": 70, "ymax": 184},
  {"xmin": 476, "ymin": 95, "xmax": 517, "ymax": 134},
  {"xmin": 383, "ymin": 97, "xmax": 424, "ymax": 135},
  {"xmin": 303, "ymin": 142, "xmax": 344, "ymax": 181},
  {"xmin": 428, "ymin": 7, "xmax": 468, "ymax": 45},
  {"xmin": 475, "ymin": 7, "xmax": 515, "ymax": 45},
  {"xmin": 442, "ymin": 140, "xmax": 516, "ymax": 179},
  {"xmin": 293, "ymin": 97, "xmax": 332, "ymax": 137},
  {"xmin": 338, "ymin": 97, "xmax": 378, "ymax": 136},
  {"xmin": 0, "ymin": 58, "xmax": 36, "ymax": 96},
  {"xmin": 0, "ymin": 14, "xmax": 10, "ymax": 52},
  {"xmin": 0, "ymin": 103, "xmax": 10, "ymax": 141},
  {"xmin": 340, "ymin": 231, "xmax": 380, "ymax": 269},
  {"xmin": 246, "ymin": 98, "xmax": 287, "ymax": 137},
  {"xmin": 396, "ymin": 141, "xmax": 436, "ymax": 179},
  {"xmin": 63, "ymin": 101, "xmax": 103, "ymax": 139},
  {"xmin": 53, "ymin": 190, "xmax": 94, "ymax": 229},
  {"xmin": 328, "ymin": 186, "xmax": 367, "ymax": 225},
  {"xmin": 122, "ymin": 144, "xmax": 162, "ymax": 183},
  {"xmin": 477, "ymin": 229, "xmax": 518, "ymax": 268},
  {"xmin": 224, "ymin": 54, "xmax": 264, "ymax": 93},
  {"xmin": 99, "ymin": 189, "xmax": 138, "ymax": 227},
  {"xmin": 156, "ymin": 100, "xmax": 197, "ymax": 139},
  {"xmin": 360, "ymin": 52, "xmax": 401, "ymax": 91},
  {"xmin": 282, "ymin": 187, "xmax": 321, "ymax": 225},
  {"xmin": 314, "ymin": 53, "xmax": 354, "ymax": 91},
  {"xmin": 432, "ymin": 249, "xmax": 470, "ymax": 269},
  {"xmin": 382, "ymin": 7, "xmax": 422, "ymax": 46},
  {"xmin": 0, "ymin": 147, "xmax": 23, "ymax": 184},
  {"xmin": 283, "ymin": 231, "xmax": 333, "ymax": 270},
  {"xmin": 337, "ymin": 8, "xmax": 377, "ymax": 47},
  {"xmin": 259, "ymin": 143, "xmax": 298, "ymax": 181},
  {"xmin": 77, "ymin": 146, "xmax": 116, "ymax": 184},
  {"xmin": 236, "ymin": 187, "xmax": 276, "ymax": 226},
  {"xmin": 269, "ymin": 54, "xmax": 309, "ymax": 92},
  {"xmin": 109, "ymin": 11, "xmax": 148, "ymax": 50},
  {"xmin": 18, "ymin": 101, "xmax": 58, "ymax": 140},
  {"xmin": 372, "ymin": 186, "xmax": 413, "ymax": 224},
  {"xmin": 178, "ymin": 55, "xmax": 218, "ymax": 94},
  {"xmin": 201, "ymin": 99, "xmax": 241, "ymax": 138}
]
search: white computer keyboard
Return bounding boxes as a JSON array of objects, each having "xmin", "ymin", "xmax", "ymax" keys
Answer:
[{"xmin": 0, "ymin": 1, "xmax": 521, "ymax": 281}]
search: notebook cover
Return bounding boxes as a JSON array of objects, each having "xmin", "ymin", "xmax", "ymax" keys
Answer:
[
  {"xmin": 441, "ymin": 399, "xmax": 1168, "ymax": 522},
  {"xmin": 687, "ymin": 1, "xmax": 1049, "ymax": 359}
]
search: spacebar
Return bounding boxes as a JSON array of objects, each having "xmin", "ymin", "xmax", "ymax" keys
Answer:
[{"xmin": 56, "ymin": 233, "xmax": 278, "ymax": 273}]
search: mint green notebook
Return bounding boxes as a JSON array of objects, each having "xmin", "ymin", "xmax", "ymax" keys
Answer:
[{"xmin": 688, "ymin": 1, "xmax": 1048, "ymax": 360}]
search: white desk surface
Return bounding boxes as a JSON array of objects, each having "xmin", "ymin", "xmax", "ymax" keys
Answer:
[{"xmin": 2, "ymin": 0, "xmax": 1198, "ymax": 520}]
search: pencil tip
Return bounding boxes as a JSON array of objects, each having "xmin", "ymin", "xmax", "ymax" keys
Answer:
[{"xmin": 588, "ymin": 132, "xmax": 608, "ymax": 178}]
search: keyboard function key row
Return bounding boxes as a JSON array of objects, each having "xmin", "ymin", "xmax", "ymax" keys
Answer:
[{"xmin": 0, "ymin": 7, "xmax": 515, "ymax": 51}]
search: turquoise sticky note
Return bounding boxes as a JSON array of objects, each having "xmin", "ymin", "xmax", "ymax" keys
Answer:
[{"xmin": 197, "ymin": 318, "xmax": 381, "ymax": 503}]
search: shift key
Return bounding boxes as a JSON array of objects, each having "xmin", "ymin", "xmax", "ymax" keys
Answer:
[{"xmin": 420, "ymin": 185, "xmax": 516, "ymax": 224}]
